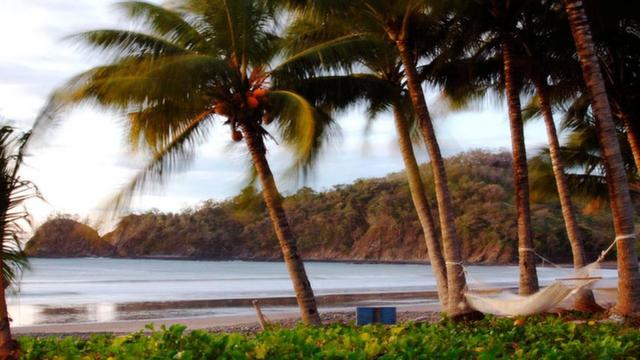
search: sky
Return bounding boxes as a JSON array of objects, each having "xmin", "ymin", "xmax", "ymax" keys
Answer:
[{"xmin": 0, "ymin": 0, "xmax": 551, "ymax": 232}]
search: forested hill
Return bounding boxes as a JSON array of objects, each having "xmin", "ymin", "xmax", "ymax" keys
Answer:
[{"xmin": 27, "ymin": 151, "xmax": 618, "ymax": 264}]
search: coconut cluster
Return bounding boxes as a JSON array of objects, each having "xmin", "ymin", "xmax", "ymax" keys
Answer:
[{"xmin": 213, "ymin": 88, "xmax": 271, "ymax": 142}]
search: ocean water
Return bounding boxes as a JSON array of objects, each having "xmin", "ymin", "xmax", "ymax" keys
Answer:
[{"xmin": 7, "ymin": 258, "xmax": 618, "ymax": 326}]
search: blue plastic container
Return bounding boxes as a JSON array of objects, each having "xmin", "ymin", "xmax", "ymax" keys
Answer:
[{"xmin": 356, "ymin": 307, "xmax": 397, "ymax": 325}]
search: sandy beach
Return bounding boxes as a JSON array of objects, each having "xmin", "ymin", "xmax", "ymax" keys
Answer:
[
  {"xmin": 11, "ymin": 288, "xmax": 442, "ymax": 336},
  {"xmin": 12, "ymin": 305, "xmax": 440, "ymax": 337},
  {"xmin": 11, "ymin": 304, "xmax": 440, "ymax": 336}
]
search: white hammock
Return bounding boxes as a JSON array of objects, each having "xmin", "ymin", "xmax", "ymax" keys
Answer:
[
  {"xmin": 465, "ymin": 280, "xmax": 594, "ymax": 316},
  {"xmin": 462, "ymin": 233, "xmax": 630, "ymax": 317}
]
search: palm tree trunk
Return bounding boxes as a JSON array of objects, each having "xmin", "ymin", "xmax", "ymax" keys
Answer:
[
  {"xmin": 0, "ymin": 258, "xmax": 15, "ymax": 360},
  {"xmin": 501, "ymin": 38, "xmax": 539, "ymax": 295},
  {"xmin": 564, "ymin": 0, "xmax": 640, "ymax": 316},
  {"xmin": 244, "ymin": 127, "xmax": 322, "ymax": 326},
  {"xmin": 396, "ymin": 40, "xmax": 470, "ymax": 316},
  {"xmin": 391, "ymin": 100, "xmax": 449, "ymax": 311},
  {"xmin": 534, "ymin": 78, "xmax": 600, "ymax": 311}
]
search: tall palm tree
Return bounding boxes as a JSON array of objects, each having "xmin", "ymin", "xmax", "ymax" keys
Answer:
[
  {"xmin": 531, "ymin": 83, "xmax": 599, "ymax": 310},
  {"xmin": 390, "ymin": 99, "xmax": 450, "ymax": 310},
  {"xmin": 282, "ymin": 17, "xmax": 450, "ymax": 308},
  {"xmin": 428, "ymin": 0, "xmax": 539, "ymax": 295},
  {"xmin": 489, "ymin": 0, "xmax": 539, "ymax": 296},
  {"xmin": 278, "ymin": 0, "xmax": 471, "ymax": 317},
  {"xmin": 0, "ymin": 125, "xmax": 37, "ymax": 359},
  {"xmin": 500, "ymin": 32, "xmax": 539, "ymax": 296},
  {"xmin": 564, "ymin": 0, "xmax": 640, "ymax": 316},
  {"xmin": 513, "ymin": 2, "xmax": 600, "ymax": 310},
  {"xmin": 390, "ymin": 5, "xmax": 470, "ymax": 317},
  {"xmin": 36, "ymin": 0, "xmax": 361, "ymax": 325}
]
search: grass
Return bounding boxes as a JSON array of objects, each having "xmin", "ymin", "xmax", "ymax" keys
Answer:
[{"xmin": 18, "ymin": 315, "xmax": 640, "ymax": 359}]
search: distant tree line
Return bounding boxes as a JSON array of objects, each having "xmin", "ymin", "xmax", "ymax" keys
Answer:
[{"xmin": 30, "ymin": 152, "xmax": 619, "ymax": 265}]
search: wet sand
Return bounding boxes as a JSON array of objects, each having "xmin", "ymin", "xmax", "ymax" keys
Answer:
[
  {"xmin": 12, "ymin": 305, "xmax": 441, "ymax": 337},
  {"xmin": 12, "ymin": 290, "xmax": 442, "ymax": 336}
]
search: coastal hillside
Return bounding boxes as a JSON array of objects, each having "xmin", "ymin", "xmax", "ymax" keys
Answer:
[
  {"xmin": 29, "ymin": 151, "xmax": 617, "ymax": 263},
  {"xmin": 25, "ymin": 217, "xmax": 114, "ymax": 257}
]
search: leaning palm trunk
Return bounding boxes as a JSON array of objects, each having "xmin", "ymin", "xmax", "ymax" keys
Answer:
[
  {"xmin": 501, "ymin": 38, "xmax": 539, "ymax": 296},
  {"xmin": 244, "ymin": 127, "xmax": 322, "ymax": 326},
  {"xmin": 564, "ymin": 0, "xmax": 640, "ymax": 316},
  {"xmin": 534, "ymin": 79, "xmax": 600, "ymax": 311},
  {"xmin": 396, "ymin": 40, "xmax": 469, "ymax": 316},
  {"xmin": 391, "ymin": 100, "xmax": 449, "ymax": 310}
]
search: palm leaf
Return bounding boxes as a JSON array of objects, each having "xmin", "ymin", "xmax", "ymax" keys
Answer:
[
  {"xmin": 107, "ymin": 111, "xmax": 214, "ymax": 213},
  {"xmin": 67, "ymin": 30, "xmax": 187, "ymax": 59},
  {"xmin": 273, "ymin": 33, "xmax": 381, "ymax": 80},
  {"xmin": 45, "ymin": 54, "xmax": 233, "ymax": 113},
  {"xmin": 116, "ymin": 1, "xmax": 209, "ymax": 51},
  {"xmin": 0, "ymin": 125, "xmax": 41, "ymax": 289},
  {"xmin": 268, "ymin": 90, "xmax": 335, "ymax": 176}
]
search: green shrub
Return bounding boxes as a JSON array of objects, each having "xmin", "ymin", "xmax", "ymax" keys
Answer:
[{"xmin": 18, "ymin": 316, "xmax": 640, "ymax": 359}]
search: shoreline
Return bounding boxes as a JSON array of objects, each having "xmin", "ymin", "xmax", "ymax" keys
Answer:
[
  {"xmin": 114, "ymin": 290, "xmax": 442, "ymax": 311},
  {"xmin": 27, "ymin": 256, "xmax": 616, "ymax": 267}
]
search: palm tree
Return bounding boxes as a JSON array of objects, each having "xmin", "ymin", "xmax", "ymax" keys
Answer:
[
  {"xmin": 391, "ymin": 6, "xmax": 470, "ymax": 317},
  {"xmin": 489, "ymin": 0, "xmax": 539, "ymax": 296},
  {"xmin": 531, "ymin": 83, "xmax": 600, "ymax": 310},
  {"xmin": 35, "ymin": 0, "xmax": 364, "ymax": 325},
  {"xmin": 513, "ymin": 2, "xmax": 601, "ymax": 310},
  {"xmin": 0, "ymin": 125, "xmax": 37, "ymax": 359},
  {"xmin": 390, "ymin": 99, "xmax": 450, "ymax": 310},
  {"xmin": 500, "ymin": 34, "xmax": 539, "ymax": 296},
  {"xmin": 428, "ymin": 0, "xmax": 539, "ymax": 295},
  {"xmin": 280, "ymin": 15, "xmax": 450, "ymax": 310},
  {"xmin": 565, "ymin": 0, "xmax": 640, "ymax": 316},
  {"xmin": 278, "ymin": 0, "xmax": 471, "ymax": 317},
  {"xmin": 564, "ymin": 0, "xmax": 640, "ymax": 316}
]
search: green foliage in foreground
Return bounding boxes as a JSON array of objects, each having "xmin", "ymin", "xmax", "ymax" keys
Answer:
[{"xmin": 18, "ymin": 316, "xmax": 640, "ymax": 359}]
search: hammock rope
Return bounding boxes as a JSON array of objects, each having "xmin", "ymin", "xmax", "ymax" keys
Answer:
[
  {"xmin": 461, "ymin": 233, "xmax": 634, "ymax": 316},
  {"xmin": 519, "ymin": 247, "xmax": 571, "ymax": 274}
]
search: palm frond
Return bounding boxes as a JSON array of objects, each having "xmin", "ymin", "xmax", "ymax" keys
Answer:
[
  {"xmin": 273, "ymin": 33, "xmax": 381, "ymax": 80},
  {"xmin": 182, "ymin": 0, "xmax": 279, "ymax": 67},
  {"xmin": 43, "ymin": 54, "xmax": 232, "ymax": 115},
  {"xmin": 0, "ymin": 125, "xmax": 41, "ymax": 289},
  {"xmin": 106, "ymin": 111, "xmax": 214, "ymax": 214},
  {"xmin": 287, "ymin": 74, "xmax": 396, "ymax": 113},
  {"xmin": 268, "ymin": 90, "xmax": 336, "ymax": 176},
  {"xmin": 116, "ymin": 1, "xmax": 209, "ymax": 51},
  {"xmin": 67, "ymin": 30, "xmax": 187, "ymax": 60}
]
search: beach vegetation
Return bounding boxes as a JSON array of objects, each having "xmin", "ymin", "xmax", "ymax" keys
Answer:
[{"xmin": 18, "ymin": 316, "xmax": 640, "ymax": 359}]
